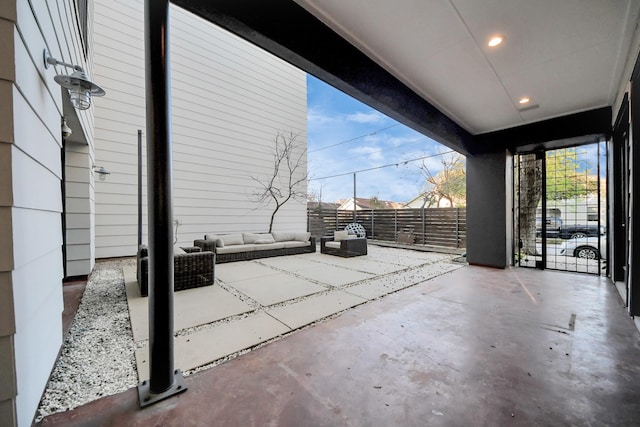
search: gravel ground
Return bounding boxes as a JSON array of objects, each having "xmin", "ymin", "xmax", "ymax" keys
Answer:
[{"xmin": 35, "ymin": 259, "xmax": 138, "ymax": 422}]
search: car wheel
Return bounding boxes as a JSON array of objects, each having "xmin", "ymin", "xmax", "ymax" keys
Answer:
[
  {"xmin": 571, "ymin": 232, "xmax": 587, "ymax": 239},
  {"xmin": 574, "ymin": 246, "xmax": 599, "ymax": 259}
]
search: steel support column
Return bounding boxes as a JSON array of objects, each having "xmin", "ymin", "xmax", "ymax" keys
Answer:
[
  {"xmin": 138, "ymin": 129, "xmax": 143, "ymax": 247},
  {"xmin": 353, "ymin": 173, "xmax": 356, "ymax": 222},
  {"xmin": 539, "ymin": 151, "xmax": 546, "ymax": 270},
  {"xmin": 138, "ymin": 0, "xmax": 186, "ymax": 407}
]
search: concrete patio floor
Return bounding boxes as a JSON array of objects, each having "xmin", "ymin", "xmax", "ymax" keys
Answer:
[
  {"xmin": 39, "ymin": 262, "xmax": 640, "ymax": 426},
  {"xmin": 124, "ymin": 247, "xmax": 463, "ymax": 379}
]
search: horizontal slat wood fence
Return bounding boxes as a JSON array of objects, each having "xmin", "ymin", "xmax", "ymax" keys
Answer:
[{"xmin": 307, "ymin": 208, "xmax": 466, "ymax": 249}]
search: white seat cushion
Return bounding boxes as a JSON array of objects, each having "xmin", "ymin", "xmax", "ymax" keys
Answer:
[
  {"xmin": 252, "ymin": 242, "xmax": 286, "ymax": 251},
  {"xmin": 325, "ymin": 241, "xmax": 341, "ymax": 249},
  {"xmin": 216, "ymin": 244, "xmax": 255, "ymax": 254}
]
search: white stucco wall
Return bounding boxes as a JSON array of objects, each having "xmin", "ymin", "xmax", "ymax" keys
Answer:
[{"xmin": 93, "ymin": 0, "xmax": 308, "ymax": 258}]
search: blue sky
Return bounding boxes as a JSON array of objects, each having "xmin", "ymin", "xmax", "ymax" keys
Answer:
[
  {"xmin": 306, "ymin": 75, "xmax": 453, "ymax": 204},
  {"xmin": 305, "ymin": 75, "xmax": 607, "ymax": 205}
]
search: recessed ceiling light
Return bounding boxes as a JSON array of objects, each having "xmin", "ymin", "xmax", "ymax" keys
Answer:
[
  {"xmin": 518, "ymin": 97, "xmax": 531, "ymax": 104},
  {"xmin": 488, "ymin": 35, "xmax": 504, "ymax": 47}
]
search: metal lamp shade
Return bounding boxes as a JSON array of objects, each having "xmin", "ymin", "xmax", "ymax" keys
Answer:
[{"xmin": 53, "ymin": 70, "xmax": 106, "ymax": 110}]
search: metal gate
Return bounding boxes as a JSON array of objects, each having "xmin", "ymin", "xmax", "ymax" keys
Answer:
[{"xmin": 515, "ymin": 143, "xmax": 606, "ymax": 275}]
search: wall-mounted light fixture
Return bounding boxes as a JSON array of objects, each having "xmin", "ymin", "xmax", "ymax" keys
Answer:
[
  {"xmin": 61, "ymin": 118, "xmax": 72, "ymax": 138},
  {"xmin": 44, "ymin": 49, "xmax": 105, "ymax": 110},
  {"xmin": 93, "ymin": 166, "xmax": 111, "ymax": 181}
]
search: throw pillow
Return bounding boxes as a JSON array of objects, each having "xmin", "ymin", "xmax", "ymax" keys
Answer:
[
  {"xmin": 334, "ymin": 230, "xmax": 349, "ymax": 241},
  {"xmin": 221, "ymin": 233, "xmax": 244, "ymax": 246},
  {"xmin": 205, "ymin": 234, "xmax": 224, "ymax": 247},
  {"xmin": 272, "ymin": 231, "xmax": 296, "ymax": 242},
  {"xmin": 243, "ymin": 232, "xmax": 274, "ymax": 244},
  {"xmin": 294, "ymin": 232, "xmax": 311, "ymax": 242}
]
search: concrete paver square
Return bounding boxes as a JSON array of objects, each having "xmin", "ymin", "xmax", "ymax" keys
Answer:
[
  {"xmin": 135, "ymin": 312, "xmax": 290, "ymax": 379},
  {"xmin": 364, "ymin": 247, "xmax": 451, "ymax": 267},
  {"xmin": 318, "ymin": 257, "xmax": 405, "ymax": 275},
  {"xmin": 124, "ymin": 268, "xmax": 253, "ymax": 342},
  {"xmin": 294, "ymin": 265, "xmax": 374, "ymax": 287},
  {"xmin": 126, "ymin": 248, "xmax": 462, "ymax": 381},
  {"xmin": 345, "ymin": 278, "xmax": 439, "ymax": 300},
  {"xmin": 266, "ymin": 291, "xmax": 367, "ymax": 329},
  {"xmin": 343, "ymin": 262, "xmax": 462, "ymax": 300},
  {"xmin": 367, "ymin": 253, "xmax": 429, "ymax": 267},
  {"xmin": 258, "ymin": 256, "xmax": 322, "ymax": 272},
  {"xmin": 216, "ymin": 262, "xmax": 280, "ymax": 283},
  {"xmin": 228, "ymin": 273, "xmax": 327, "ymax": 306}
]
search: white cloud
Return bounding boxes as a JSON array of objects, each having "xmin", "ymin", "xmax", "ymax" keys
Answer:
[
  {"xmin": 351, "ymin": 145, "xmax": 389, "ymax": 163},
  {"xmin": 307, "ymin": 107, "xmax": 336, "ymax": 126},
  {"xmin": 345, "ymin": 111, "xmax": 386, "ymax": 124}
]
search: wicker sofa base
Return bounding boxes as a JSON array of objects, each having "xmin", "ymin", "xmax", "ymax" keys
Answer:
[
  {"xmin": 194, "ymin": 237, "xmax": 316, "ymax": 263},
  {"xmin": 137, "ymin": 245, "xmax": 215, "ymax": 297}
]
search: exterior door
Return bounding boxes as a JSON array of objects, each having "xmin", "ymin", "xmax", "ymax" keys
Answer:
[{"xmin": 515, "ymin": 144, "xmax": 606, "ymax": 275}]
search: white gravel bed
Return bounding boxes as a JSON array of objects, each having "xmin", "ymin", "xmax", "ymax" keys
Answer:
[{"xmin": 35, "ymin": 258, "xmax": 138, "ymax": 422}]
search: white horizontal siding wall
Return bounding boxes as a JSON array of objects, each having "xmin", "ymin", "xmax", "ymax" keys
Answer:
[
  {"xmin": 93, "ymin": 0, "xmax": 307, "ymax": 258},
  {"xmin": 65, "ymin": 141, "xmax": 95, "ymax": 276},
  {"xmin": 0, "ymin": 0, "xmax": 96, "ymax": 425}
]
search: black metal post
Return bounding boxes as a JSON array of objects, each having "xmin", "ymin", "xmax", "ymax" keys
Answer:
[
  {"xmin": 371, "ymin": 210, "xmax": 374, "ymax": 240},
  {"xmin": 138, "ymin": 0, "xmax": 186, "ymax": 407},
  {"xmin": 353, "ymin": 173, "xmax": 356, "ymax": 222},
  {"xmin": 61, "ymin": 131, "xmax": 67, "ymax": 278},
  {"xmin": 539, "ymin": 151, "xmax": 547, "ymax": 270},
  {"xmin": 394, "ymin": 209, "xmax": 398, "ymax": 241},
  {"xmin": 456, "ymin": 208, "xmax": 460, "ymax": 248},
  {"xmin": 422, "ymin": 207, "xmax": 425, "ymax": 245},
  {"xmin": 138, "ymin": 129, "xmax": 143, "ymax": 247}
]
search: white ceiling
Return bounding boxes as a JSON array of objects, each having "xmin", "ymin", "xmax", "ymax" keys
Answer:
[{"xmin": 295, "ymin": 0, "xmax": 640, "ymax": 134}]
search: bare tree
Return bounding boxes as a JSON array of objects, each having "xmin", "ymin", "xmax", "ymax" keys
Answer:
[
  {"xmin": 308, "ymin": 183, "xmax": 323, "ymax": 206},
  {"xmin": 417, "ymin": 153, "xmax": 466, "ymax": 207},
  {"xmin": 252, "ymin": 130, "xmax": 308, "ymax": 232}
]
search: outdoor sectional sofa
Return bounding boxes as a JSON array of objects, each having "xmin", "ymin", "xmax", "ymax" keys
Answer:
[{"xmin": 194, "ymin": 231, "xmax": 316, "ymax": 263}]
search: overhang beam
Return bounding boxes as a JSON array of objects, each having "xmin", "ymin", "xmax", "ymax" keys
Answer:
[
  {"xmin": 171, "ymin": 0, "xmax": 474, "ymax": 155},
  {"xmin": 474, "ymin": 107, "xmax": 612, "ymax": 154}
]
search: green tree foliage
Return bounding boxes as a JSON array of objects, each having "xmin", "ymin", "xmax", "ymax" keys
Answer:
[
  {"xmin": 545, "ymin": 148, "xmax": 595, "ymax": 200},
  {"xmin": 369, "ymin": 196, "xmax": 384, "ymax": 209}
]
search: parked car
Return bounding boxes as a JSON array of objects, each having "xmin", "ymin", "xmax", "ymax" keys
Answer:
[
  {"xmin": 559, "ymin": 236, "xmax": 606, "ymax": 259},
  {"xmin": 557, "ymin": 224, "xmax": 605, "ymax": 239},
  {"xmin": 536, "ymin": 216, "xmax": 562, "ymax": 237}
]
